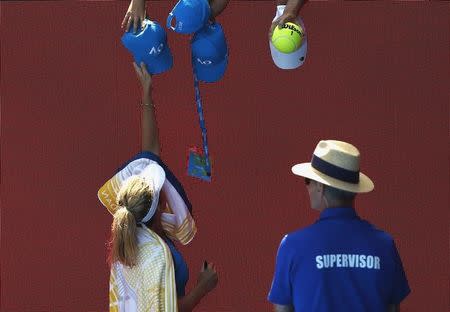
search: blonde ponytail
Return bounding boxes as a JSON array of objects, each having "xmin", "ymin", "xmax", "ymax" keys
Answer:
[
  {"xmin": 109, "ymin": 176, "xmax": 154, "ymax": 267},
  {"xmin": 110, "ymin": 207, "xmax": 139, "ymax": 267}
]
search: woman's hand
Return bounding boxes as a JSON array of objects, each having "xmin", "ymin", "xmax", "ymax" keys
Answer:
[
  {"xmin": 133, "ymin": 62, "xmax": 152, "ymax": 95},
  {"xmin": 178, "ymin": 262, "xmax": 219, "ymax": 312},
  {"xmin": 122, "ymin": 0, "xmax": 146, "ymax": 33},
  {"xmin": 208, "ymin": 0, "xmax": 229, "ymax": 21},
  {"xmin": 197, "ymin": 262, "xmax": 218, "ymax": 294}
]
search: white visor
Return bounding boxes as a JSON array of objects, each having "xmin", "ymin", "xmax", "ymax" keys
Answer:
[
  {"xmin": 139, "ymin": 163, "xmax": 166, "ymax": 223},
  {"xmin": 269, "ymin": 5, "xmax": 308, "ymax": 70}
]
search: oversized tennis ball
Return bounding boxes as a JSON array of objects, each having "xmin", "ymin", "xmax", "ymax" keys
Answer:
[{"xmin": 271, "ymin": 22, "xmax": 304, "ymax": 53}]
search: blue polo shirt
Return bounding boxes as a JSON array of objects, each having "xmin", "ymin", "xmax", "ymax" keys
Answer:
[{"xmin": 268, "ymin": 207, "xmax": 410, "ymax": 312}]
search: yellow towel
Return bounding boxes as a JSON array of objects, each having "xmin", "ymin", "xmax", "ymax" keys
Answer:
[{"xmin": 109, "ymin": 225, "xmax": 177, "ymax": 312}]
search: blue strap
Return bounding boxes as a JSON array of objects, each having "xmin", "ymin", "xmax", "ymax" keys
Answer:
[{"xmin": 193, "ymin": 73, "xmax": 211, "ymax": 173}]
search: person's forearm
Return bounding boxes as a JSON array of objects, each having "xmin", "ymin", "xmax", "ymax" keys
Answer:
[
  {"xmin": 141, "ymin": 90, "xmax": 160, "ymax": 155},
  {"xmin": 278, "ymin": 0, "xmax": 306, "ymax": 16},
  {"xmin": 178, "ymin": 285, "xmax": 208, "ymax": 312},
  {"xmin": 209, "ymin": 0, "xmax": 229, "ymax": 18},
  {"xmin": 130, "ymin": 0, "xmax": 146, "ymax": 12}
]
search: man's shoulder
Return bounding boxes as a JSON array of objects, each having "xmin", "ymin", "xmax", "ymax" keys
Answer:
[
  {"xmin": 358, "ymin": 218, "xmax": 395, "ymax": 243},
  {"xmin": 282, "ymin": 219, "xmax": 395, "ymax": 247},
  {"xmin": 283, "ymin": 223, "xmax": 318, "ymax": 245}
]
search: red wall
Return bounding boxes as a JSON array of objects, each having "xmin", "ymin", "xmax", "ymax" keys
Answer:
[{"xmin": 1, "ymin": 1, "xmax": 448, "ymax": 311}]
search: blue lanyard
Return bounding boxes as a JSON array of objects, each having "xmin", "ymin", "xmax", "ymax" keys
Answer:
[{"xmin": 193, "ymin": 73, "xmax": 211, "ymax": 173}]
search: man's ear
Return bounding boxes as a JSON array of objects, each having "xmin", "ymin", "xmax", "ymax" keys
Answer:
[{"xmin": 316, "ymin": 181, "xmax": 324, "ymax": 193}]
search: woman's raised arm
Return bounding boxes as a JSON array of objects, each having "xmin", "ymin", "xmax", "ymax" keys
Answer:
[{"xmin": 133, "ymin": 62, "xmax": 160, "ymax": 156}]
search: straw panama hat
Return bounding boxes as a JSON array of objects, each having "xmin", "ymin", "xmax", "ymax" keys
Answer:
[{"xmin": 291, "ymin": 140, "xmax": 374, "ymax": 193}]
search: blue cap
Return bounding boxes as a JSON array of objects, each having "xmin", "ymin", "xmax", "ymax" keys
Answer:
[
  {"xmin": 167, "ymin": 0, "xmax": 211, "ymax": 34},
  {"xmin": 121, "ymin": 20, "xmax": 173, "ymax": 75},
  {"xmin": 191, "ymin": 22, "xmax": 228, "ymax": 83}
]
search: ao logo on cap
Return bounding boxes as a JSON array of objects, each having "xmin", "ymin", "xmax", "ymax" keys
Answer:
[
  {"xmin": 148, "ymin": 43, "xmax": 164, "ymax": 56},
  {"xmin": 196, "ymin": 58, "xmax": 212, "ymax": 65}
]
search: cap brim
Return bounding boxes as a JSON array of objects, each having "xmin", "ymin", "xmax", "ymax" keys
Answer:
[
  {"xmin": 194, "ymin": 57, "xmax": 227, "ymax": 83},
  {"xmin": 270, "ymin": 38, "xmax": 307, "ymax": 70},
  {"xmin": 291, "ymin": 163, "xmax": 374, "ymax": 193},
  {"xmin": 140, "ymin": 163, "xmax": 166, "ymax": 220},
  {"xmin": 171, "ymin": 24, "xmax": 206, "ymax": 34}
]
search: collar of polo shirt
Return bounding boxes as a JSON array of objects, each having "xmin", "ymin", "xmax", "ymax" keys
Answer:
[{"xmin": 318, "ymin": 207, "xmax": 358, "ymax": 220}]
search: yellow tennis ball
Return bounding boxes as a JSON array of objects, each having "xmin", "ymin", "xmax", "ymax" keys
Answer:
[{"xmin": 271, "ymin": 22, "xmax": 304, "ymax": 53}]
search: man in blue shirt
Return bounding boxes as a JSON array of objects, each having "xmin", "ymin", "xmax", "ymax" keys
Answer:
[{"xmin": 268, "ymin": 140, "xmax": 410, "ymax": 312}]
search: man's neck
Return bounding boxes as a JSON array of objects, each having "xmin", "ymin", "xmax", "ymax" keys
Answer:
[{"xmin": 318, "ymin": 202, "xmax": 355, "ymax": 212}]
